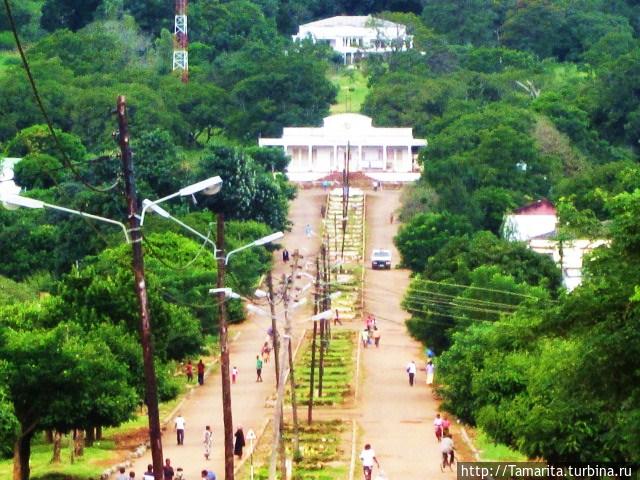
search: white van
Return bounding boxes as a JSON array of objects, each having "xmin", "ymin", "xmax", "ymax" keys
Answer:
[{"xmin": 371, "ymin": 249, "xmax": 392, "ymax": 270}]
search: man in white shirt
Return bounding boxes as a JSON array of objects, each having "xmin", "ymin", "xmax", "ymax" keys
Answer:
[
  {"xmin": 175, "ymin": 413, "xmax": 186, "ymax": 445},
  {"xmin": 359, "ymin": 443, "xmax": 380, "ymax": 480},
  {"xmin": 440, "ymin": 433, "xmax": 455, "ymax": 471},
  {"xmin": 406, "ymin": 360, "xmax": 417, "ymax": 386}
]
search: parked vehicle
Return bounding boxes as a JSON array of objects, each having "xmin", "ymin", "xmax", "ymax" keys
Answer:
[{"xmin": 371, "ymin": 249, "xmax": 392, "ymax": 269}]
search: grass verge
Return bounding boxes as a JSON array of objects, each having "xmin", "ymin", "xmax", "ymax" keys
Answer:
[{"xmin": 330, "ymin": 68, "xmax": 369, "ymax": 114}]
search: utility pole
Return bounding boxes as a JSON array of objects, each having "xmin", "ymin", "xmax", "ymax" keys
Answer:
[
  {"xmin": 116, "ymin": 95, "xmax": 164, "ymax": 480},
  {"xmin": 307, "ymin": 256, "xmax": 320, "ymax": 424},
  {"xmin": 266, "ymin": 271, "xmax": 280, "ymax": 387},
  {"xmin": 285, "ymin": 251, "xmax": 301, "ymax": 454},
  {"xmin": 318, "ymin": 246, "xmax": 327, "ymax": 397},
  {"xmin": 216, "ymin": 214, "xmax": 234, "ymax": 480}
]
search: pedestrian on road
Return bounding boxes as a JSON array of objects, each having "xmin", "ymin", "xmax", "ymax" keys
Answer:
[
  {"xmin": 129, "ymin": 471, "xmax": 136, "ymax": 479},
  {"xmin": 305, "ymin": 224, "xmax": 312, "ymax": 237},
  {"xmin": 389, "ymin": 212, "xmax": 394, "ymax": 224},
  {"xmin": 185, "ymin": 360, "xmax": 193, "ymax": 383},
  {"xmin": 203, "ymin": 425, "xmax": 213, "ymax": 460},
  {"xmin": 201, "ymin": 469, "xmax": 216, "ymax": 480},
  {"xmin": 334, "ymin": 308, "xmax": 342, "ymax": 326},
  {"xmin": 163, "ymin": 458, "xmax": 175, "ymax": 480},
  {"xmin": 261, "ymin": 342, "xmax": 271, "ymax": 363},
  {"xmin": 197, "ymin": 359, "xmax": 205, "ymax": 385},
  {"xmin": 373, "ymin": 327, "xmax": 381, "ymax": 348},
  {"xmin": 440, "ymin": 433, "xmax": 455, "ymax": 471},
  {"xmin": 143, "ymin": 464, "xmax": 154, "ymax": 480},
  {"xmin": 117, "ymin": 467, "xmax": 128, "ymax": 480},
  {"xmin": 434, "ymin": 413, "xmax": 444, "ymax": 442},
  {"xmin": 232, "ymin": 366, "xmax": 239, "ymax": 384},
  {"xmin": 175, "ymin": 413, "xmax": 186, "ymax": 445},
  {"xmin": 360, "ymin": 329, "xmax": 369, "ymax": 348},
  {"xmin": 406, "ymin": 360, "xmax": 417, "ymax": 386},
  {"xmin": 234, "ymin": 427, "xmax": 246, "ymax": 459},
  {"xmin": 175, "ymin": 468, "xmax": 185, "ymax": 480},
  {"xmin": 359, "ymin": 443, "xmax": 380, "ymax": 480},
  {"xmin": 442, "ymin": 415, "xmax": 451, "ymax": 436},
  {"xmin": 256, "ymin": 355, "xmax": 263, "ymax": 382},
  {"xmin": 426, "ymin": 360, "xmax": 435, "ymax": 386},
  {"xmin": 282, "ymin": 248, "xmax": 289, "ymax": 263}
]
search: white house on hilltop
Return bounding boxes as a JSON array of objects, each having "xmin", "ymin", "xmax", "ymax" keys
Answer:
[
  {"xmin": 0, "ymin": 158, "xmax": 21, "ymax": 198},
  {"xmin": 258, "ymin": 113, "xmax": 427, "ymax": 182},
  {"xmin": 293, "ymin": 16, "xmax": 412, "ymax": 64}
]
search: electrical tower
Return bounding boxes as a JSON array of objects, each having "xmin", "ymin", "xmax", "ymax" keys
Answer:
[{"xmin": 173, "ymin": 0, "xmax": 188, "ymax": 83}]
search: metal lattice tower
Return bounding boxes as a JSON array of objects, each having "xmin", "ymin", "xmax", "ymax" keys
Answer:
[{"xmin": 173, "ymin": 0, "xmax": 188, "ymax": 83}]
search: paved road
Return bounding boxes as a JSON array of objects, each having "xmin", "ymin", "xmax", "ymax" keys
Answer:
[
  {"xmin": 359, "ymin": 190, "xmax": 454, "ymax": 479},
  {"xmin": 127, "ymin": 189, "xmax": 326, "ymax": 479}
]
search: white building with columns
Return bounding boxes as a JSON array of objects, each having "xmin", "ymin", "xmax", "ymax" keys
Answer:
[
  {"xmin": 293, "ymin": 16, "xmax": 412, "ymax": 64},
  {"xmin": 258, "ymin": 113, "xmax": 427, "ymax": 182}
]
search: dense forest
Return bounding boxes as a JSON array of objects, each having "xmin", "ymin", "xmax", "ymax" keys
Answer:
[{"xmin": 1, "ymin": 0, "xmax": 640, "ymax": 477}]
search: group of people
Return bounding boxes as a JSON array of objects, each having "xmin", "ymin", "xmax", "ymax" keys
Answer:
[
  {"xmin": 434, "ymin": 413, "xmax": 455, "ymax": 471},
  {"xmin": 360, "ymin": 314, "xmax": 381, "ymax": 348},
  {"xmin": 116, "ymin": 459, "xmax": 188, "ymax": 480},
  {"xmin": 184, "ymin": 359, "xmax": 206, "ymax": 386}
]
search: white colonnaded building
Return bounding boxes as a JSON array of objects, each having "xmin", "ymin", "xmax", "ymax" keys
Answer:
[
  {"xmin": 293, "ymin": 15, "xmax": 412, "ymax": 64},
  {"xmin": 258, "ymin": 113, "xmax": 427, "ymax": 182}
]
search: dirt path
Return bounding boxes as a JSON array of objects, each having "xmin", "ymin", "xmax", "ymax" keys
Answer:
[
  {"xmin": 359, "ymin": 190, "xmax": 454, "ymax": 479},
  {"xmin": 126, "ymin": 189, "xmax": 326, "ymax": 479}
]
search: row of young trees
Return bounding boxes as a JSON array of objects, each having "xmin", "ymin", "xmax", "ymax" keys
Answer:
[{"xmin": 374, "ymin": 0, "xmax": 640, "ymax": 465}]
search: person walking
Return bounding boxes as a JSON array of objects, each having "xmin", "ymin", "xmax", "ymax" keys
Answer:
[
  {"xmin": 163, "ymin": 458, "xmax": 175, "ymax": 480},
  {"xmin": 197, "ymin": 359, "xmax": 205, "ymax": 386},
  {"xmin": 305, "ymin": 224, "xmax": 312, "ymax": 237},
  {"xmin": 440, "ymin": 433, "xmax": 455, "ymax": 471},
  {"xmin": 175, "ymin": 413, "xmax": 186, "ymax": 445},
  {"xmin": 232, "ymin": 366, "xmax": 239, "ymax": 384},
  {"xmin": 334, "ymin": 308, "xmax": 342, "ymax": 326},
  {"xmin": 129, "ymin": 471, "xmax": 136, "ymax": 480},
  {"xmin": 261, "ymin": 342, "xmax": 270, "ymax": 363},
  {"xmin": 203, "ymin": 425, "xmax": 213, "ymax": 460},
  {"xmin": 406, "ymin": 360, "xmax": 417, "ymax": 386},
  {"xmin": 201, "ymin": 469, "xmax": 217, "ymax": 480},
  {"xmin": 442, "ymin": 415, "xmax": 451, "ymax": 436},
  {"xmin": 117, "ymin": 467, "xmax": 128, "ymax": 480},
  {"xmin": 256, "ymin": 355, "xmax": 263, "ymax": 382},
  {"xmin": 434, "ymin": 413, "xmax": 444, "ymax": 442},
  {"xmin": 426, "ymin": 360, "xmax": 435, "ymax": 386},
  {"xmin": 143, "ymin": 465, "xmax": 154, "ymax": 480},
  {"xmin": 359, "ymin": 443, "xmax": 380, "ymax": 480},
  {"xmin": 185, "ymin": 360, "xmax": 193, "ymax": 383},
  {"xmin": 360, "ymin": 329, "xmax": 369, "ymax": 348},
  {"xmin": 234, "ymin": 427, "xmax": 246, "ymax": 459},
  {"xmin": 282, "ymin": 248, "xmax": 289, "ymax": 263},
  {"xmin": 373, "ymin": 327, "xmax": 381, "ymax": 348},
  {"xmin": 175, "ymin": 468, "xmax": 185, "ymax": 480}
]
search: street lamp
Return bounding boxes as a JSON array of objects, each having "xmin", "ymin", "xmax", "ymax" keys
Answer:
[
  {"xmin": 209, "ymin": 287, "xmax": 241, "ymax": 299},
  {"xmin": 139, "ymin": 176, "xmax": 223, "ymax": 225},
  {"xmin": 1, "ymin": 194, "xmax": 130, "ymax": 242},
  {"xmin": 225, "ymin": 232, "xmax": 284, "ymax": 265}
]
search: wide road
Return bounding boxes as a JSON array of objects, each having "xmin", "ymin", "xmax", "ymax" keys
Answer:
[
  {"xmin": 359, "ymin": 189, "xmax": 453, "ymax": 479},
  {"xmin": 126, "ymin": 189, "xmax": 326, "ymax": 479}
]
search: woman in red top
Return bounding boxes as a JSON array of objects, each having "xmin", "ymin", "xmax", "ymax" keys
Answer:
[{"xmin": 197, "ymin": 359, "xmax": 205, "ymax": 385}]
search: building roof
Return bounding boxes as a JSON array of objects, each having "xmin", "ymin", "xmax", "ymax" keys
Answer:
[
  {"xmin": 513, "ymin": 198, "xmax": 556, "ymax": 215},
  {"xmin": 259, "ymin": 113, "xmax": 427, "ymax": 147},
  {"xmin": 298, "ymin": 16, "xmax": 404, "ymax": 30}
]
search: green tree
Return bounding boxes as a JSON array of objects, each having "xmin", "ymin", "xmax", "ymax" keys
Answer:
[
  {"xmin": 394, "ymin": 211, "xmax": 473, "ymax": 272},
  {"xmin": 40, "ymin": 0, "xmax": 102, "ymax": 32}
]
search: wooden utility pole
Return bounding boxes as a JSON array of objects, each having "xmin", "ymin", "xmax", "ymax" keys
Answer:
[
  {"xmin": 307, "ymin": 257, "xmax": 320, "ymax": 424},
  {"xmin": 285, "ymin": 251, "xmax": 301, "ymax": 453},
  {"xmin": 215, "ymin": 214, "xmax": 234, "ymax": 480},
  {"xmin": 266, "ymin": 271, "xmax": 280, "ymax": 387},
  {"xmin": 318, "ymin": 246, "xmax": 328, "ymax": 397},
  {"xmin": 116, "ymin": 95, "xmax": 164, "ymax": 480}
]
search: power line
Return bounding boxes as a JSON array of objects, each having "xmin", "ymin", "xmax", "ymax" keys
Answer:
[
  {"xmin": 3, "ymin": 0, "xmax": 119, "ymax": 194},
  {"xmin": 404, "ymin": 289, "xmax": 523, "ymax": 310},
  {"xmin": 142, "ymin": 227, "xmax": 214, "ymax": 271},
  {"xmin": 411, "ymin": 277, "xmax": 549, "ymax": 301},
  {"xmin": 404, "ymin": 296, "xmax": 515, "ymax": 317}
]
